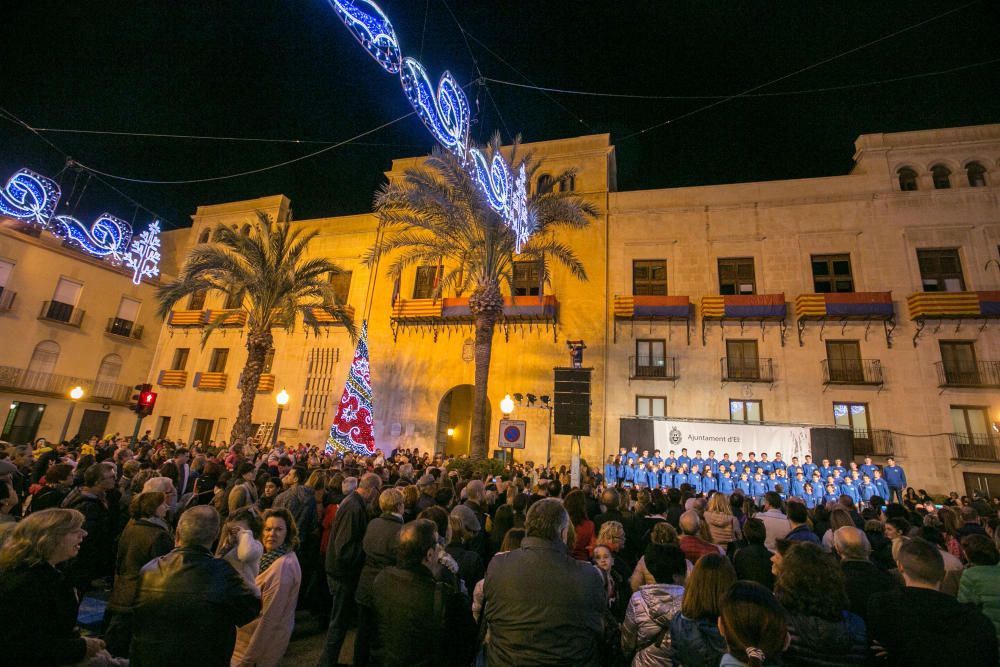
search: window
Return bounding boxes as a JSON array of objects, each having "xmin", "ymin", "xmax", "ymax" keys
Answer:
[
  {"xmin": 559, "ymin": 174, "xmax": 576, "ymax": 192},
  {"xmin": 240, "ymin": 224, "xmax": 251, "ymax": 236},
  {"xmin": 636, "ymin": 396, "xmax": 666, "ymax": 418},
  {"xmin": 197, "ymin": 229, "xmax": 210, "ymax": 244},
  {"xmin": 94, "ymin": 354, "xmax": 123, "ymax": 398},
  {"xmin": 412, "ymin": 265, "xmax": 438, "ymax": 299},
  {"xmin": 48, "ymin": 277, "xmax": 82, "ymax": 321},
  {"xmin": 27, "ymin": 340, "xmax": 60, "ymax": 377},
  {"xmin": 940, "ymin": 341, "xmax": 978, "ymax": 385},
  {"xmin": 330, "ymin": 270, "xmax": 353, "ymax": 304},
  {"xmin": 537, "ymin": 174, "xmax": 554, "ymax": 194},
  {"xmin": 730, "ymin": 399, "xmax": 762, "ymax": 423},
  {"xmin": 718, "ymin": 258, "xmax": 756, "ymax": 295},
  {"xmin": 951, "ymin": 405, "xmax": 989, "ymax": 441},
  {"xmin": 931, "ymin": 164, "xmax": 952, "ymax": 189},
  {"xmin": 513, "ymin": 261, "xmax": 541, "ymax": 297},
  {"xmin": 262, "ymin": 348, "xmax": 275, "ymax": 374},
  {"xmin": 191, "ymin": 418, "xmax": 214, "ymax": 445},
  {"xmin": 917, "ymin": 248, "xmax": 965, "ymax": 292},
  {"xmin": 898, "ymin": 167, "xmax": 918, "ymax": 191},
  {"xmin": 635, "ymin": 339, "xmax": 666, "ymax": 376},
  {"xmin": 726, "ymin": 340, "xmax": 760, "ymax": 380},
  {"xmin": 826, "ymin": 341, "xmax": 863, "ymax": 382},
  {"xmin": 208, "ymin": 348, "xmax": 229, "ymax": 373},
  {"xmin": 188, "ymin": 290, "xmax": 207, "ymax": 309},
  {"xmin": 967, "ymin": 162, "xmax": 987, "ymax": 187},
  {"xmin": 171, "ymin": 348, "xmax": 190, "ymax": 371},
  {"xmin": 223, "ymin": 290, "xmax": 244, "ymax": 310},
  {"xmin": 833, "ymin": 402, "xmax": 870, "ymax": 434},
  {"xmin": 111, "ymin": 297, "xmax": 141, "ymax": 336},
  {"xmin": 157, "ymin": 416, "xmax": 171, "ymax": 439},
  {"xmin": 633, "ymin": 260, "xmax": 667, "ymax": 296},
  {"xmin": 0, "ymin": 259, "xmax": 13, "ymax": 300},
  {"xmin": 811, "ymin": 254, "xmax": 853, "ymax": 293}
]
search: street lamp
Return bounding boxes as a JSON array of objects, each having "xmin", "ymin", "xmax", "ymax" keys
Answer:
[
  {"xmin": 272, "ymin": 389, "xmax": 289, "ymax": 449},
  {"xmin": 500, "ymin": 394, "xmax": 514, "ymax": 465},
  {"xmin": 58, "ymin": 386, "xmax": 84, "ymax": 444}
]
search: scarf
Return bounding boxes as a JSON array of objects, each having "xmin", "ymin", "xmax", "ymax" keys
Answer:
[{"xmin": 259, "ymin": 544, "xmax": 288, "ymax": 574}]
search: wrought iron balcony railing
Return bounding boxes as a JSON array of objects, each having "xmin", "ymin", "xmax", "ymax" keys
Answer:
[
  {"xmin": 822, "ymin": 359, "xmax": 884, "ymax": 385},
  {"xmin": 106, "ymin": 317, "xmax": 143, "ymax": 340},
  {"xmin": 39, "ymin": 300, "xmax": 84, "ymax": 327},
  {"xmin": 0, "ymin": 366, "xmax": 132, "ymax": 403},
  {"xmin": 721, "ymin": 357, "xmax": 774, "ymax": 383},
  {"xmin": 629, "ymin": 356, "xmax": 679, "ymax": 380},
  {"xmin": 949, "ymin": 433, "xmax": 1000, "ymax": 462},
  {"xmin": 851, "ymin": 429, "xmax": 895, "ymax": 457},
  {"xmin": 936, "ymin": 361, "xmax": 1000, "ymax": 388}
]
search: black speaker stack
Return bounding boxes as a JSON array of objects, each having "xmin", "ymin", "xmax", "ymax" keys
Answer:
[{"xmin": 554, "ymin": 367, "xmax": 591, "ymax": 436}]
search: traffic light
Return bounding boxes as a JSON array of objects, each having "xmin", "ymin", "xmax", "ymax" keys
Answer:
[{"xmin": 131, "ymin": 383, "xmax": 156, "ymax": 416}]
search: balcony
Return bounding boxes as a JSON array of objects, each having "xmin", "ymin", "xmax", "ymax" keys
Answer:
[
  {"xmin": 304, "ymin": 305, "xmax": 355, "ymax": 327},
  {"xmin": 390, "ymin": 295, "xmax": 558, "ymax": 342},
  {"xmin": 701, "ymin": 294, "xmax": 788, "ymax": 346},
  {"xmin": 936, "ymin": 361, "xmax": 1000, "ymax": 388},
  {"xmin": 257, "ymin": 373, "xmax": 275, "ymax": 393},
  {"xmin": 950, "ymin": 433, "xmax": 1000, "ymax": 462},
  {"xmin": 721, "ymin": 357, "xmax": 774, "ymax": 383},
  {"xmin": 0, "ymin": 365, "xmax": 132, "ymax": 404},
  {"xmin": 193, "ymin": 371, "xmax": 228, "ymax": 391},
  {"xmin": 106, "ymin": 317, "xmax": 143, "ymax": 341},
  {"xmin": 794, "ymin": 292, "xmax": 895, "ymax": 347},
  {"xmin": 629, "ymin": 356, "xmax": 679, "ymax": 381},
  {"xmin": 907, "ymin": 291, "xmax": 1000, "ymax": 346},
  {"xmin": 157, "ymin": 370, "xmax": 188, "ymax": 388},
  {"xmin": 614, "ymin": 295, "xmax": 692, "ymax": 344},
  {"xmin": 204, "ymin": 308, "xmax": 247, "ymax": 327},
  {"xmin": 822, "ymin": 359, "xmax": 884, "ymax": 386},
  {"xmin": 851, "ymin": 429, "xmax": 895, "ymax": 457},
  {"xmin": 0, "ymin": 288, "xmax": 16, "ymax": 312},
  {"xmin": 167, "ymin": 309, "xmax": 205, "ymax": 327},
  {"xmin": 39, "ymin": 300, "xmax": 84, "ymax": 327}
]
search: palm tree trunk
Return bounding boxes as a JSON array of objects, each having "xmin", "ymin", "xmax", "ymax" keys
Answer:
[
  {"xmin": 469, "ymin": 313, "xmax": 498, "ymax": 460},
  {"xmin": 232, "ymin": 328, "xmax": 273, "ymax": 442}
]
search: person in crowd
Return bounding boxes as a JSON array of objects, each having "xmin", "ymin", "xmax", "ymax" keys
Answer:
[
  {"xmin": 228, "ymin": 462, "xmax": 259, "ymax": 514},
  {"xmin": 105, "ymin": 490, "xmax": 174, "ymax": 657},
  {"xmin": 718, "ymin": 581, "xmax": 789, "ymax": 667},
  {"xmin": 678, "ymin": 510, "xmax": 723, "ymax": 563},
  {"xmin": 159, "ymin": 447, "xmax": 193, "ymax": 498},
  {"xmin": 733, "ymin": 518, "xmax": 775, "ymax": 590},
  {"xmin": 273, "ymin": 466, "xmax": 317, "ymax": 547},
  {"xmin": 63, "ymin": 460, "xmax": 118, "ymax": 591},
  {"xmin": 231, "ymin": 508, "xmax": 302, "ymax": 667},
  {"xmin": 371, "ymin": 518, "xmax": 477, "ymax": 666},
  {"xmin": 868, "ymin": 537, "xmax": 998, "ymax": 665},
  {"xmin": 756, "ymin": 492, "xmax": 790, "ymax": 552},
  {"xmin": 957, "ymin": 534, "xmax": 1000, "ymax": 645},
  {"xmin": 918, "ymin": 526, "xmax": 964, "ymax": 595},
  {"xmin": 354, "ymin": 488, "xmax": 406, "ymax": 667},
  {"xmin": 957, "ymin": 504, "xmax": 988, "ymax": 540},
  {"xmin": 483, "ymin": 497, "xmax": 605, "ymax": 666},
  {"xmin": 130, "ymin": 505, "xmax": 261, "ymax": 666},
  {"xmin": 216, "ymin": 507, "xmax": 264, "ymax": 593},
  {"xmin": 594, "ymin": 488, "xmax": 637, "ymax": 558},
  {"xmin": 883, "ymin": 457, "xmax": 906, "ymax": 505},
  {"xmin": 820, "ymin": 507, "xmax": 856, "ymax": 550},
  {"xmin": 773, "ymin": 542, "xmax": 867, "ymax": 665},
  {"xmin": 833, "ymin": 526, "xmax": 897, "ymax": 624},
  {"xmin": 669, "ymin": 552, "xmax": 736, "ymax": 667},
  {"xmin": 0, "ymin": 508, "xmax": 125, "ymax": 666},
  {"xmin": 565, "ymin": 488, "xmax": 596, "ymax": 560},
  {"xmin": 620, "ymin": 543, "xmax": 688, "ymax": 667},
  {"xmin": 704, "ymin": 491, "xmax": 742, "ymax": 551},
  {"xmin": 320, "ymin": 472, "xmax": 381, "ymax": 666},
  {"xmin": 446, "ymin": 504, "xmax": 486, "ymax": 593},
  {"xmin": 25, "ymin": 462, "xmax": 73, "ymax": 513},
  {"xmin": 592, "ymin": 543, "xmax": 629, "ymax": 622},
  {"xmin": 595, "ymin": 519, "xmax": 635, "ymax": 582},
  {"xmin": 784, "ymin": 500, "xmax": 820, "ymax": 545}
]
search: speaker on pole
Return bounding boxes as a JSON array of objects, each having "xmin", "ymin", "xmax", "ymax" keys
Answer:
[{"xmin": 554, "ymin": 367, "xmax": 591, "ymax": 436}]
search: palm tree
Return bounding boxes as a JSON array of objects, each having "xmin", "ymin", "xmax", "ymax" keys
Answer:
[
  {"xmin": 370, "ymin": 135, "xmax": 598, "ymax": 459},
  {"xmin": 157, "ymin": 213, "xmax": 354, "ymax": 442}
]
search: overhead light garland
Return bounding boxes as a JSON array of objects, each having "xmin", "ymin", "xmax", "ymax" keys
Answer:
[
  {"xmin": 329, "ymin": 0, "xmax": 533, "ymax": 252},
  {"xmin": 0, "ymin": 167, "xmax": 161, "ymax": 284}
]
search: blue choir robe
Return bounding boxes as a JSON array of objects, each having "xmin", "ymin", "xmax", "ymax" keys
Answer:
[
  {"xmin": 772, "ymin": 460, "xmax": 787, "ymax": 472},
  {"xmin": 759, "ymin": 461, "xmax": 775, "ymax": 474},
  {"xmin": 604, "ymin": 464, "xmax": 618, "ymax": 484},
  {"xmin": 702, "ymin": 476, "xmax": 718, "ymax": 493},
  {"xmin": 691, "ymin": 457, "xmax": 706, "ymax": 472},
  {"xmin": 672, "ymin": 472, "xmax": 689, "ymax": 488},
  {"xmin": 718, "ymin": 476, "xmax": 735, "ymax": 494},
  {"xmin": 677, "ymin": 455, "xmax": 691, "ymax": 469},
  {"xmin": 859, "ymin": 464, "xmax": 878, "ymax": 479},
  {"xmin": 736, "ymin": 479, "xmax": 752, "ymax": 495}
]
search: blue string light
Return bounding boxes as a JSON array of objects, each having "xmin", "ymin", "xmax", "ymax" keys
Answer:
[
  {"xmin": 328, "ymin": 0, "xmax": 533, "ymax": 251},
  {"xmin": 0, "ymin": 168, "xmax": 62, "ymax": 226},
  {"xmin": 51, "ymin": 213, "xmax": 133, "ymax": 261}
]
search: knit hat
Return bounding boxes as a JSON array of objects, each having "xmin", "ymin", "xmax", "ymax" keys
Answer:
[{"xmin": 450, "ymin": 505, "xmax": 481, "ymax": 534}]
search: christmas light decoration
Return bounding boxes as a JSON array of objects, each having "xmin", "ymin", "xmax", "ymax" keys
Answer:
[
  {"xmin": 51, "ymin": 213, "xmax": 132, "ymax": 261},
  {"xmin": 328, "ymin": 0, "xmax": 532, "ymax": 251},
  {"xmin": 327, "ymin": 320, "xmax": 376, "ymax": 456},
  {"xmin": 0, "ymin": 166, "xmax": 161, "ymax": 283},
  {"xmin": 0, "ymin": 168, "xmax": 61, "ymax": 226}
]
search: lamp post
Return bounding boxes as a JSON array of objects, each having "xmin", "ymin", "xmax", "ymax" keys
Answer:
[
  {"xmin": 272, "ymin": 389, "xmax": 289, "ymax": 449},
  {"xmin": 500, "ymin": 394, "xmax": 514, "ymax": 465},
  {"xmin": 58, "ymin": 386, "xmax": 84, "ymax": 444}
]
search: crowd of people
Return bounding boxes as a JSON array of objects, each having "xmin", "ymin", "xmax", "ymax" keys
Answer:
[{"xmin": 0, "ymin": 433, "xmax": 998, "ymax": 666}]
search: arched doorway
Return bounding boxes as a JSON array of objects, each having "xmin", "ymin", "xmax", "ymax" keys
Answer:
[{"xmin": 436, "ymin": 385, "xmax": 489, "ymax": 456}]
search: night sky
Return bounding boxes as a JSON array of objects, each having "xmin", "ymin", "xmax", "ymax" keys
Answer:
[{"xmin": 2, "ymin": 1, "xmax": 999, "ymax": 231}]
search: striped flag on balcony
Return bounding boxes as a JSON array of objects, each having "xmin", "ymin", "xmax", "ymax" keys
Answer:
[{"xmin": 326, "ymin": 320, "xmax": 376, "ymax": 457}]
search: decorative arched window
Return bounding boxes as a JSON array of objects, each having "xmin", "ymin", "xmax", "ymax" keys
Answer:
[
  {"xmin": 967, "ymin": 162, "xmax": 987, "ymax": 187},
  {"xmin": 197, "ymin": 228, "xmax": 210, "ymax": 244},
  {"xmin": 897, "ymin": 167, "xmax": 918, "ymax": 191},
  {"xmin": 241, "ymin": 224, "xmax": 251, "ymax": 236},
  {"xmin": 94, "ymin": 354, "xmax": 123, "ymax": 398},
  {"xmin": 26, "ymin": 340, "xmax": 60, "ymax": 390},
  {"xmin": 931, "ymin": 164, "xmax": 952, "ymax": 189},
  {"xmin": 559, "ymin": 174, "xmax": 576, "ymax": 192},
  {"xmin": 212, "ymin": 226, "xmax": 226, "ymax": 241},
  {"xmin": 537, "ymin": 174, "xmax": 554, "ymax": 194}
]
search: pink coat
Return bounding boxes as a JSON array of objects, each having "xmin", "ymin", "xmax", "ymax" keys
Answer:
[{"xmin": 231, "ymin": 551, "xmax": 301, "ymax": 667}]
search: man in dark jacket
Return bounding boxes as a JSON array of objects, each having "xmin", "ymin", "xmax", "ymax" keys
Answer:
[
  {"xmin": 784, "ymin": 501, "xmax": 821, "ymax": 545},
  {"xmin": 868, "ymin": 537, "xmax": 998, "ymax": 666},
  {"xmin": 483, "ymin": 498, "xmax": 605, "ymax": 666},
  {"xmin": 354, "ymin": 487, "xmax": 405, "ymax": 667},
  {"xmin": 372, "ymin": 518, "xmax": 477, "ymax": 666},
  {"xmin": 64, "ymin": 462, "xmax": 118, "ymax": 591},
  {"xmin": 129, "ymin": 506, "xmax": 261, "ymax": 666},
  {"xmin": 594, "ymin": 488, "xmax": 639, "ymax": 560},
  {"xmin": 320, "ymin": 473, "xmax": 381, "ymax": 667},
  {"xmin": 833, "ymin": 526, "xmax": 897, "ymax": 623}
]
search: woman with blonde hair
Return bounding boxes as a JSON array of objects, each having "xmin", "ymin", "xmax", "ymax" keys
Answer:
[
  {"xmin": 595, "ymin": 519, "xmax": 635, "ymax": 583},
  {"xmin": 0, "ymin": 509, "xmax": 124, "ymax": 665},
  {"xmin": 704, "ymin": 492, "xmax": 742, "ymax": 550}
]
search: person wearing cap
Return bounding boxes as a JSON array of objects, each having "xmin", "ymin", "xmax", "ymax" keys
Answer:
[{"xmin": 414, "ymin": 473, "xmax": 437, "ymax": 514}]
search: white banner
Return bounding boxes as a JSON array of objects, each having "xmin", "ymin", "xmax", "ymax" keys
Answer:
[{"xmin": 652, "ymin": 419, "xmax": 811, "ymax": 462}]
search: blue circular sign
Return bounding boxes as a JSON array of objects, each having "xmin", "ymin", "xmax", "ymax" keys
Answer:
[{"xmin": 503, "ymin": 425, "xmax": 521, "ymax": 442}]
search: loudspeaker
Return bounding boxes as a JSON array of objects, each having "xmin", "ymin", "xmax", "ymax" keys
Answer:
[{"xmin": 554, "ymin": 367, "xmax": 591, "ymax": 436}]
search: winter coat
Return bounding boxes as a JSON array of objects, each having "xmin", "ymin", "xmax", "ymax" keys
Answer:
[
  {"xmin": 325, "ymin": 491, "xmax": 370, "ymax": 581},
  {"xmin": 703, "ymin": 511, "xmax": 741, "ymax": 547},
  {"xmin": 63, "ymin": 490, "xmax": 117, "ymax": 589},
  {"xmin": 109, "ymin": 517, "xmax": 174, "ymax": 611},
  {"xmin": 130, "ymin": 545, "xmax": 262, "ymax": 667},
  {"xmin": 0, "ymin": 563, "xmax": 87, "ymax": 667},
  {"xmin": 355, "ymin": 513, "xmax": 403, "ymax": 607},
  {"xmin": 733, "ymin": 543, "xmax": 775, "ymax": 590},
  {"xmin": 840, "ymin": 559, "xmax": 897, "ymax": 623},
  {"xmin": 231, "ymin": 551, "xmax": 301, "ymax": 667},
  {"xmin": 227, "ymin": 481, "xmax": 257, "ymax": 515},
  {"xmin": 668, "ymin": 613, "xmax": 726, "ymax": 667},
  {"xmin": 621, "ymin": 583, "xmax": 685, "ymax": 667},
  {"xmin": 783, "ymin": 610, "xmax": 868, "ymax": 667},
  {"xmin": 958, "ymin": 563, "xmax": 1000, "ymax": 647},
  {"xmin": 273, "ymin": 484, "xmax": 316, "ymax": 538}
]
